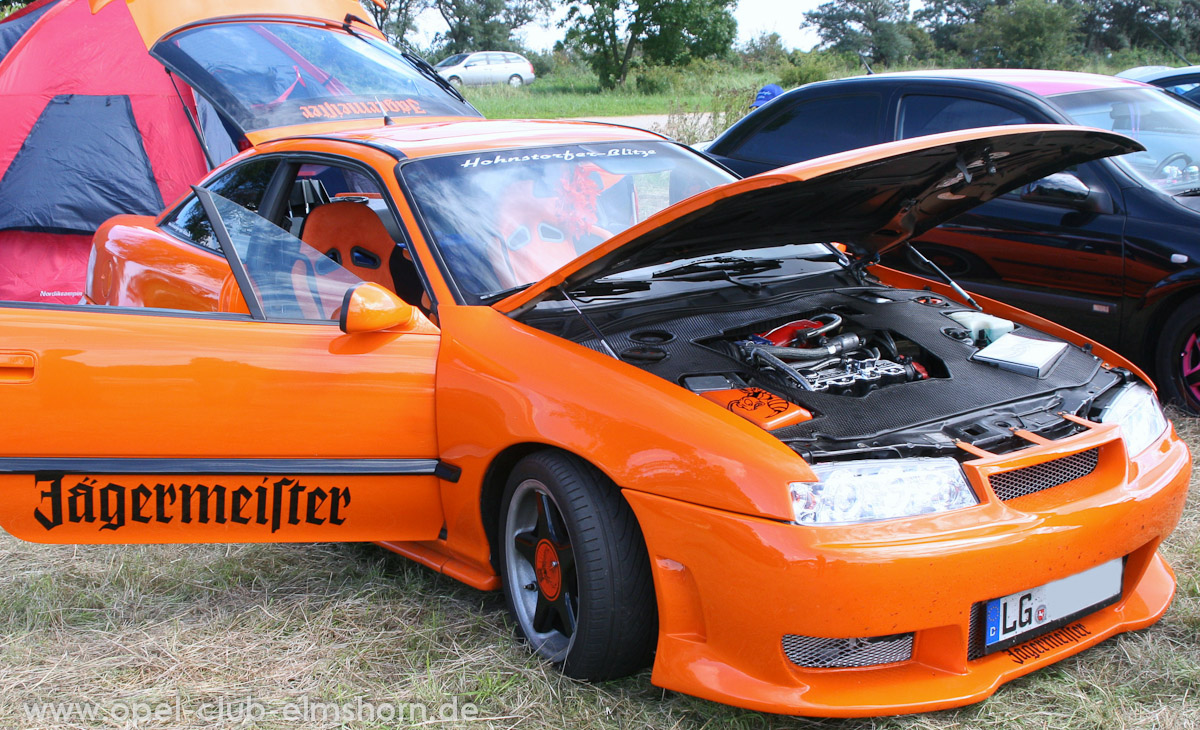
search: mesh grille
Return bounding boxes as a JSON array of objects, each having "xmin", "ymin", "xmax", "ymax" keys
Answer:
[
  {"xmin": 968, "ymin": 604, "xmax": 985, "ymax": 660},
  {"xmin": 782, "ymin": 633, "xmax": 913, "ymax": 669},
  {"xmin": 988, "ymin": 448, "xmax": 1100, "ymax": 501}
]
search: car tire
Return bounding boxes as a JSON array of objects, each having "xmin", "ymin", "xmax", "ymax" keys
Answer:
[
  {"xmin": 1154, "ymin": 294, "xmax": 1200, "ymax": 414},
  {"xmin": 508, "ymin": 74, "xmax": 523, "ymax": 88},
  {"xmin": 448, "ymin": 76, "xmax": 462, "ymax": 88},
  {"xmin": 499, "ymin": 450, "xmax": 656, "ymax": 680}
]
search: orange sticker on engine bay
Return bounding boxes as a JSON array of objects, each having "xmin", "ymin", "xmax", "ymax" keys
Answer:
[{"xmin": 701, "ymin": 388, "xmax": 812, "ymax": 430}]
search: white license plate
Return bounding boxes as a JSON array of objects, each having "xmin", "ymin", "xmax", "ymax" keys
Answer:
[{"xmin": 984, "ymin": 558, "xmax": 1122, "ymax": 649}]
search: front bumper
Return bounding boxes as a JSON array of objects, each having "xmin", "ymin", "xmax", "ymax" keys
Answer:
[{"xmin": 623, "ymin": 422, "xmax": 1191, "ymax": 716}]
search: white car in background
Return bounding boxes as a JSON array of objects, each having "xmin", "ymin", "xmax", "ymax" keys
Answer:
[{"xmin": 435, "ymin": 51, "xmax": 536, "ymax": 87}]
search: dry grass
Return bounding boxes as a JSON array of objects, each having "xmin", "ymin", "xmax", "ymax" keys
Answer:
[
  {"xmin": 652, "ymin": 86, "xmax": 760, "ymax": 145},
  {"xmin": 1, "ymin": 419, "xmax": 1197, "ymax": 729}
]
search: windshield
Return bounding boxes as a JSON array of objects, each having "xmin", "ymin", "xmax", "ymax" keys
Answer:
[
  {"xmin": 436, "ymin": 54, "xmax": 468, "ymax": 68},
  {"xmin": 153, "ymin": 22, "xmax": 479, "ymax": 133},
  {"xmin": 1050, "ymin": 87, "xmax": 1200, "ymax": 192},
  {"xmin": 401, "ymin": 142, "xmax": 734, "ymax": 302}
]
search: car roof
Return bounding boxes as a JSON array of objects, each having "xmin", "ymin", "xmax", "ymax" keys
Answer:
[
  {"xmin": 1116, "ymin": 65, "xmax": 1200, "ymax": 83},
  {"xmin": 802, "ymin": 68, "xmax": 1153, "ymax": 98},
  {"xmin": 312, "ymin": 118, "xmax": 667, "ymax": 159}
]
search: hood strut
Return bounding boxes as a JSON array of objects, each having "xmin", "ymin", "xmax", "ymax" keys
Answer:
[
  {"xmin": 904, "ymin": 242, "xmax": 981, "ymax": 311},
  {"xmin": 560, "ymin": 286, "xmax": 618, "ymax": 358}
]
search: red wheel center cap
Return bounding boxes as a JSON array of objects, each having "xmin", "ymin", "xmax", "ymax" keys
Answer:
[{"xmin": 534, "ymin": 539, "xmax": 562, "ymax": 601}]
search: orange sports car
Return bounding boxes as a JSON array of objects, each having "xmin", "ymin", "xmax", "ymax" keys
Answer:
[{"xmin": 0, "ymin": 119, "xmax": 1190, "ymax": 717}]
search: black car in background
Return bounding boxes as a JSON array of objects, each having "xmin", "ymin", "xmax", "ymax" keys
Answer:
[
  {"xmin": 704, "ymin": 69, "xmax": 1200, "ymax": 412},
  {"xmin": 1117, "ymin": 65, "xmax": 1200, "ymax": 104}
]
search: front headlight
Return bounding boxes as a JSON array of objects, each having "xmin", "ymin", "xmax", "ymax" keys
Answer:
[
  {"xmin": 1097, "ymin": 383, "xmax": 1168, "ymax": 456},
  {"xmin": 790, "ymin": 458, "xmax": 978, "ymax": 525}
]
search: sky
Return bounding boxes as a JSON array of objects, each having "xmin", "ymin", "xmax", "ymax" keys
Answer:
[{"xmin": 412, "ymin": 0, "xmax": 825, "ymax": 55}]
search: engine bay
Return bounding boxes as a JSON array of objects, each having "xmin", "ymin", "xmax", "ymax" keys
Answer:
[
  {"xmin": 521, "ymin": 283, "xmax": 1127, "ymax": 463},
  {"xmin": 711, "ymin": 310, "xmax": 944, "ymax": 397}
]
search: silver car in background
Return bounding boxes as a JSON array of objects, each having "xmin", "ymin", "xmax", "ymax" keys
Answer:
[{"xmin": 435, "ymin": 51, "xmax": 536, "ymax": 88}]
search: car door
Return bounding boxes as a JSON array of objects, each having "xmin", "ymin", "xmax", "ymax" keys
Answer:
[
  {"xmin": 0, "ymin": 186, "xmax": 445, "ymax": 545},
  {"xmin": 887, "ymin": 92, "xmax": 1128, "ymax": 347},
  {"xmin": 462, "ymin": 53, "xmax": 489, "ymax": 85},
  {"xmin": 485, "ymin": 53, "xmax": 510, "ymax": 84}
]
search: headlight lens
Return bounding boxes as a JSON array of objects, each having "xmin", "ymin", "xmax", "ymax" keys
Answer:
[
  {"xmin": 1097, "ymin": 383, "xmax": 1168, "ymax": 456},
  {"xmin": 790, "ymin": 458, "xmax": 978, "ymax": 525}
]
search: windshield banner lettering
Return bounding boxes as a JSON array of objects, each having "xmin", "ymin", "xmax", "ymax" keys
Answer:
[
  {"xmin": 300, "ymin": 98, "xmax": 427, "ymax": 120},
  {"xmin": 460, "ymin": 147, "xmax": 657, "ymax": 169}
]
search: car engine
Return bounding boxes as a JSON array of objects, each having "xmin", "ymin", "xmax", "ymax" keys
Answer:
[
  {"xmin": 521, "ymin": 283, "xmax": 1126, "ymax": 462},
  {"xmin": 731, "ymin": 312, "xmax": 929, "ymax": 397}
]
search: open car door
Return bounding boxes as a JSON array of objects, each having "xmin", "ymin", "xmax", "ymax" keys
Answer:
[{"xmin": 0, "ymin": 188, "xmax": 445, "ymax": 544}]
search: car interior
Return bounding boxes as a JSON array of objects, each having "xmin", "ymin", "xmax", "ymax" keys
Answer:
[
  {"xmin": 105, "ymin": 157, "xmax": 435, "ymax": 322},
  {"xmin": 283, "ymin": 164, "xmax": 427, "ymax": 310}
]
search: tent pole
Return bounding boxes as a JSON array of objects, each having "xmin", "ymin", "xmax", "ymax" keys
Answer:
[{"xmin": 166, "ymin": 69, "xmax": 216, "ymax": 170}]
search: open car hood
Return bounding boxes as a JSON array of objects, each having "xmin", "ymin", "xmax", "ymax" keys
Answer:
[{"xmin": 495, "ymin": 125, "xmax": 1140, "ymax": 314}]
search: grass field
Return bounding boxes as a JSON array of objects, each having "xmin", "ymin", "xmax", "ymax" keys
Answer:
[
  {"xmin": 462, "ymin": 66, "xmax": 771, "ymax": 121},
  {"xmin": 1, "ymin": 415, "xmax": 1196, "ymax": 729},
  {"xmin": 463, "ymin": 54, "xmax": 1179, "ymax": 132}
]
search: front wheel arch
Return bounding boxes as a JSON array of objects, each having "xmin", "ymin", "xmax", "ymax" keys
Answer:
[
  {"xmin": 1152, "ymin": 291, "xmax": 1200, "ymax": 413},
  {"xmin": 481, "ymin": 442, "xmax": 549, "ymax": 573},
  {"xmin": 493, "ymin": 448, "xmax": 657, "ymax": 679}
]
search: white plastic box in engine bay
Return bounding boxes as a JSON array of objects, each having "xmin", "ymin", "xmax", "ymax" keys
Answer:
[
  {"xmin": 946, "ymin": 311, "xmax": 1015, "ymax": 345},
  {"xmin": 971, "ymin": 332, "xmax": 1069, "ymax": 378}
]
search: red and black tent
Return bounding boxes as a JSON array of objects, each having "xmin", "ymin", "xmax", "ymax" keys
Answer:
[
  {"xmin": 0, "ymin": 0, "xmax": 474, "ymax": 303},
  {"xmin": 0, "ymin": 0, "xmax": 213, "ymax": 302}
]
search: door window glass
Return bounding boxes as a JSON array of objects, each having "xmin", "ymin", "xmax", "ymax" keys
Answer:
[
  {"xmin": 164, "ymin": 159, "xmax": 280, "ymax": 252},
  {"xmin": 731, "ymin": 95, "xmax": 882, "ymax": 165},
  {"xmin": 899, "ymin": 95, "xmax": 1032, "ymax": 139},
  {"xmin": 204, "ymin": 190, "xmax": 363, "ymax": 321}
]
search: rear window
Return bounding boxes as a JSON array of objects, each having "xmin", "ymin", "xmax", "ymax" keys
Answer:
[{"xmin": 153, "ymin": 22, "xmax": 479, "ymax": 133}]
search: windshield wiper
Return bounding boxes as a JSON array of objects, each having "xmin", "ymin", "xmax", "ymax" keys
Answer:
[
  {"xmin": 339, "ymin": 14, "xmax": 469, "ymax": 105},
  {"xmin": 570, "ymin": 280, "xmax": 652, "ymax": 297},
  {"xmin": 400, "ymin": 49, "xmax": 468, "ymax": 103},
  {"xmin": 652, "ymin": 256, "xmax": 783, "ymax": 279},
  {"xmin": 481, "ymin": 283, "xmax": 532, "ymax": 304},
  {"xmin": 1174, "ymin": 187, "xmax": 1200, "ymax": 196},
  {"xmin": 649, "ymin": 256, "xmax": 783, "ymax": 292}
]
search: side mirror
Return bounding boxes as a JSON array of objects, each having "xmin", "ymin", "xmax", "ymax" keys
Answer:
[
  {"xmin": 1020, "ymin": 172, "xmax": 1110, "ymax": 213},
  {"xmin": 339, "ymin": 282, "xmax": 417, "ymax": 334}
]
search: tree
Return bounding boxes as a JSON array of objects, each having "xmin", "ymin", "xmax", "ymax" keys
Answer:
[
  {"xmin": 1077, "ymin": 0, "xmax": 1200, "ymax": 58},
  {"xmin": 563, "ymin": 0, "xmax": 737, "ymax": 88},
  {"xmin": 803, "ymin": 0, "xmax": 914, "ymax": 65},
  {"xmin": 432, "ymin": 0, "xmax": 550, "ymax": 55},
  {"xmin": 740, "ymin": 32, "xmax": 790, "ymax": 69},
  {"xmin": 914, "ymin": 0, "xmax": 995, "ymax": 50},
  {"xmin": 640, "ymin": 0, "xmax": 737, "ymax": 66},
  {"xmin": 1, "ymin": 0, "xmax": 28, "ymax": 18},
  {"xmin": 958, "ymin": 0, "xmax": 1081, "ymax": 68},
  {"xmin": 359, "ymin": 0, "xmax": 429, "ymax": 46}
]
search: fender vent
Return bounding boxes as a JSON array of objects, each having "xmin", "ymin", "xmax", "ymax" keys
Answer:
[
  {"xmin": 782, "ymin": 633, "xmax": 913, "ymax": 669},
  {"xmin": 989, "ymin": 448, "xmax": 1100, "ymax": 502}
]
